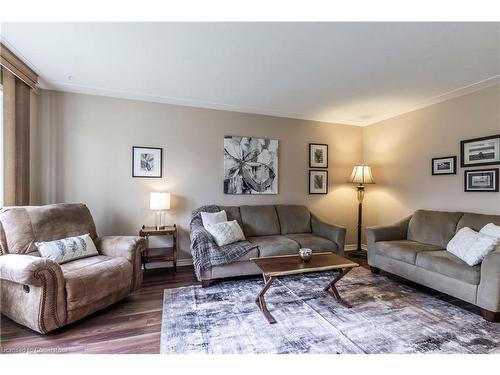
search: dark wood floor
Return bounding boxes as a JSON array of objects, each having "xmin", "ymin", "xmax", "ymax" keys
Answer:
[{"xmin": 0, "ymin": 255, "xmax": 481, "ymax": 354}]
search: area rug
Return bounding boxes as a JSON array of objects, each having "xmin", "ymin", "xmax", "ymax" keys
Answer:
[{"xmin": 160, "ymin": 267, "xmax": 500, "ymax": 354}]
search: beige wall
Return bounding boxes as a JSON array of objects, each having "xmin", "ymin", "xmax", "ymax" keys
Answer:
[
  {"xmin": 363, "ymin": 84, "xmax": 500, "ymax": 232},
  {"xmin": 33, "ymin": 90, "xmax": 363, "ymax": 259}
]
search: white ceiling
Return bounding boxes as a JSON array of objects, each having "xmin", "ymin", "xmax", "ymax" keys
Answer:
[{"xmin": 1, "ymin": 22, "xmax": 499, "ymax": 126}]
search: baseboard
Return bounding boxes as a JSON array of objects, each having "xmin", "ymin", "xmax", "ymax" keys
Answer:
[
  {"xmin": 146, "ymin": 244, "xmax": 367, "ymax": 269},
  {"xmin": 344, "ymin": 244, "xmax": 367, "ymax": 252}
]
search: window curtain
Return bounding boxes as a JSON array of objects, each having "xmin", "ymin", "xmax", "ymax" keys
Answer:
[{"xmin": 1, "ymin": 43, "xmax": 38, "ymax": 206}]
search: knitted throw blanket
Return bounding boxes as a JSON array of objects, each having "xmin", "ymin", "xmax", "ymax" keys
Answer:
[{"xmin": 190, "ymin": 205, "xmax": 257, "ymax": 281}]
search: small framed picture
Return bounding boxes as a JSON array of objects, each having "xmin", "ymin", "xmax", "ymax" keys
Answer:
[
  {"xmin": 432, "ymin": 156, "xmax": 456, "ymax": 175},
  {"xmin": 309, "ymin": 170, "xmax": 328, "ymax": 194},
  {"xmin": 309, "ymin": 143, "xmax": 328, "ymax": 168},
  {"xmin": 464, "ymin": 168, "xmax": 498, "ymax": 192},
  {"xmin": 461, "ymin": 134, "xmax": 500, "ymax": 167},
  {"xmin": 132, "ymin": 146, "xmax": 163, "ymax": 178}
]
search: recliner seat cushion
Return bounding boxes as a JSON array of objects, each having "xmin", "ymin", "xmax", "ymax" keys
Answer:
[
  {"xmin": 416, "ymin": 250, "xmax": 481, "ymax": 285},
  {"xmin": 240, "ymin": 205, "xmax": 280, "ymax": 237},
  {"xmin": 407, "ymin": 210, "xmax": 463, "ymax": 248},
  {"xmin": 61, "ymin": 255, "xmax": 132, "ymax": 312},
  {"xmin": 285, "ymin": 233, "xmax": 337, "ymax": 252},
  {"xmin": 276, "ymin": 205, "xmax": 311, "ymax": 234},
  {"xmin": 247, "ymin": 235, "xmax": 300, "ymax": 257},
  {"xmin": 375, "ymin": 240, "xmax": 442, "ymax": 265}
]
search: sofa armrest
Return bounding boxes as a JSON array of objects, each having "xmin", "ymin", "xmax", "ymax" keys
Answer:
[
  {"xmin": 311, "ymin": 215, "xmax": 347, "ymax": 255},
  {"xmin": 366, "ymin": 215, "xmax": 411, "ymax": 247},
  {"xmin": 95, "ymin": 236, "xmax": 146, "ymax": 291},
  {"xmin": 0, "ymin": 254, "xmax": 66, "ymax": 333},
  {"xmin": 477, "ymin": 248, "xmax": 500, "ymax": 313}
]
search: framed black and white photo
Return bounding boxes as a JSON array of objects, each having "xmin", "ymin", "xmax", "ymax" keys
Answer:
[
  {"xmin": 432, "ymin": 156, "xmax": 456, "ymax": 175},
  {"xmin": 464, "ymin": 169, "xmax": 498, "ymax": 192},
  {"xmin": 309, "ymin": 143, "xmax": 328, "ymax": 168},
  {"xmin": 224, "ymin": 136, "xmax": 278, "ymax": 194},
  {"xmin": 132, "ymin": 146, "xmax": 163, "ymax": 178},
  {"xmin": 309, "ymin": 170, "xmax": 328, "ymax": 194},
  {"xmin": 461, "ymin": 134, "xmax": 500, "ymax": 167}
]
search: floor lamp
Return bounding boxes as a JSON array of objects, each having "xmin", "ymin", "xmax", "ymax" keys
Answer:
[{"xmin": 349, "ymin": 165, "xmax": 375, "ymax": 258}]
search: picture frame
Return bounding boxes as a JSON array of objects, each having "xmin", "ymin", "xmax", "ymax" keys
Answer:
[
  {"xmin": 460, "ymin": 134, "xmax": 500, "ymax": 167},
  {"xmin": 309, "ymin": 170, "xmax": 328, "ymax": 194},
  {"xmin": 309, "ymin": 143, "xmax": 328, "ymax": 168},
  {"xmin": 432, "ymin": 156, "xmax": 456, "ymax": 175},
  {"xmin": 132, "ymin": 146, "xmax": 163, "ymax": 178},
  {"xmin": 464, "ymin": 168, "xmax": 498, "ymax": 192}
]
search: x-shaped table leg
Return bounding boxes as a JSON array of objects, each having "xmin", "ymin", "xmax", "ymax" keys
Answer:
[
  {"xmin": 255, "ymin": 274, "xmax": 276, "ymax": 324},
  {"xmin": 323, "ymin": 268, "xmax": 353, "ymax": 308}
]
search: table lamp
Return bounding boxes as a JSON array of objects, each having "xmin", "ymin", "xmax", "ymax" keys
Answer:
[
  {"xmin": 150, "ymin": 192, "xmax": 170, "ymax": 230},
  {"xmin": 349, "ymin": 165, "xmax": 375, "ymax": 257}
]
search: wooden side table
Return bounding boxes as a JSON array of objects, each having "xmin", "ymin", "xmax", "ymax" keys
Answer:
[{"xmin": 139, "ymin": 224, "xmax": 177, "ymax": 271}]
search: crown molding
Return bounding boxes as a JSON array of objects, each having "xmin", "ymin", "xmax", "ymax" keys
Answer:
[
  {"xmin": 365, "ymin": 75, "xmax": 500, "ymax": 126},
  {"xmin": 45, "ymin": 80, "xmax": 365, "ymax": 126}
]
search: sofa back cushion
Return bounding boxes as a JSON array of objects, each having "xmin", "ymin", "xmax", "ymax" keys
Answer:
[
  {"xmin": 456, "ymin": 212, "xmax": 500, "ymax": 232},
  {"xmin": 240, "ymin": 205, "xmax": 280, "ymax": 237},
  {"xmin": 219, "ymin": 206, "xmax": 243, "ymax": 227},
  {"xmin": 407, "ymin": 209, "xmax": 463, "ymax": 248},
  {"xmin": 276, "ymin": 205, "xmax": 311, "ymax": 234},
  {"xmin": 0, "ymin": 203, "xmax": 97, "ymax": 255}
]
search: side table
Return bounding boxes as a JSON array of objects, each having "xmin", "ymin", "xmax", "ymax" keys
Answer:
[{"xmin": 139, "ymin": 224, "xmax": 177, "ymax": 271}]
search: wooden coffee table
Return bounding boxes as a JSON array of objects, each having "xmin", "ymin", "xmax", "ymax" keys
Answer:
[{"xmin": 251, "ymin": 252, "xmax": 359, "ymax": 324}]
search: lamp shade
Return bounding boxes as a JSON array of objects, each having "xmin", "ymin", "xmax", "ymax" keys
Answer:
[
  {"xmin": 150, "ymin": 192, "xmax": 171, "ymax": 210},
  {"xmin": 349, "ymin": 165, "xmax": 375, "ymax": 184}
]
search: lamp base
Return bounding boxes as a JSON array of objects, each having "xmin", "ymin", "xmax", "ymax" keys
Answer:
[{"xmin": 348, "ymin": 249, "xmax": 367, "ymax": 259}]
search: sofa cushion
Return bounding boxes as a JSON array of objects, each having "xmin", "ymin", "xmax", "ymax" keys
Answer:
[
  {"xmin": 416, "ymin": 250, "xmax": 481, "ymax": 285},
  {"xmin": 276, "ymin": 205, "xmax": 311, "ymax": 234},
  {"xmin": 247, "ymin": 235, "xmax": 300, "ymax": 257},
  {"xmin": 407, "ymin": 210, "xmax": 463, "ymax": 248},
  {"xmin": 285, "ymin": 233, "xmax": 337, "ymax": 252},
  {"xmin": 240, "ymin": 205, "xmax": 280, "ymax": 237},
  {"xmin": 0, "ymin": 203, "xmax": 98, "ymax": 255},
  {"xmin": 456, "ymin": 213, "xmax": 500, "ymax": 232},
  {"xmin": 375, "ymin": 240, "xmax": 442, "ymax": 265},
  {"xmin": 61, "ymin": 255, "xmax": 132, "ymax": 312},
  {"xmin": 219, "ymin": 206, "xmax": 243, "ymax": 227}
]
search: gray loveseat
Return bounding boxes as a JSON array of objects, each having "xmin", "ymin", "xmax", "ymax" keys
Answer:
[
  {"xmin": 366, "ymin": 209, "xmax": 500, "ymax": 322},
  {"xmin": 195, "ymin": 205, "xmax": 346, "ymax": 286}
]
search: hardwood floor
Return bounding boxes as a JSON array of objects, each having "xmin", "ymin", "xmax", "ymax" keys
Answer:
[{"xmin": 0, "ymin": 254, "xmax": 482, "ymax": 354}]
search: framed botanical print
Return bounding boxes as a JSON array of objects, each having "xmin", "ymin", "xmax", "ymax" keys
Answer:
[
  {"xmin": 132, "ymin": 146, "xmax": 163, "ymax": 178},
  {"xmin": 309, "ymin": 143, "xmax": 328, "ymax": 168},
  {"xmin": 309, "ymin": 170, "xmax": 328, "ymax": 194},
  {"xmin": 460, "ymin": 134, "xmax": 500, "ymax": 167},
  {"xmin": 432, "ymin": 156, "xmax": 456, "ymax": 175},
  {"xmin": 464, "ymin": 168, "xmax": 498, "ymax": 192}
]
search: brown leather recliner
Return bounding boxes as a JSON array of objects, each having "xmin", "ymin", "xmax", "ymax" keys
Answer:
[{"xmin": 0, "ymin": 203, "xmax": 145, "ymax": 334}]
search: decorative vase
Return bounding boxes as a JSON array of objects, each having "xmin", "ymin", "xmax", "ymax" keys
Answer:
[{"xmin": 299, "ymin": 248, "xmax": 313, "ymax": 262}]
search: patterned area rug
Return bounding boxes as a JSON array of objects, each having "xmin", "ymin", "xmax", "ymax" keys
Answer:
[{"xmin": 161, "ymin": 267, "xmax": 500, "ymax": 354}]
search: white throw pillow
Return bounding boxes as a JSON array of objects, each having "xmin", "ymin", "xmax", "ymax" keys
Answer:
[
  {"xmin": 201, "ymin": 210, "xmax": 227, "ymax": 228},
  {"xmin": 36, "ymin": 233, "xmax": 99, "ymax": 264},
  {"xmin": 480, "ymin": 223, "xmax": 500, "ymax": 251},
  {"xmin": 447, "ymin": 227, "xmax": 498, "ymax": 266},
  {"xmin": 205, "ymin": 220, "xmax": 245, "ymax": 247}
]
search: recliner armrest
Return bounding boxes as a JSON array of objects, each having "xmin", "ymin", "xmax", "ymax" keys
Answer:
[
  {"xmin": 95, "ymin": 236, "xmax": 146, "ymax": 291},
  {"xmin": 311, "ymin": 215, "xmax": 346, "ymax": 255},
  {"xmin": 0, "ymin": 254, "xmax": 62, "ymax": 286}
]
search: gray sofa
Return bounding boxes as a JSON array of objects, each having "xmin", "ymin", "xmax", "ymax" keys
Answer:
[
  {"xmin": 366, "ymin": 209, "xmax": 500, "ymax": 322},
  {"xmin": 197, "ymin": 205, "xmax": 346, "ymax": 285}
]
